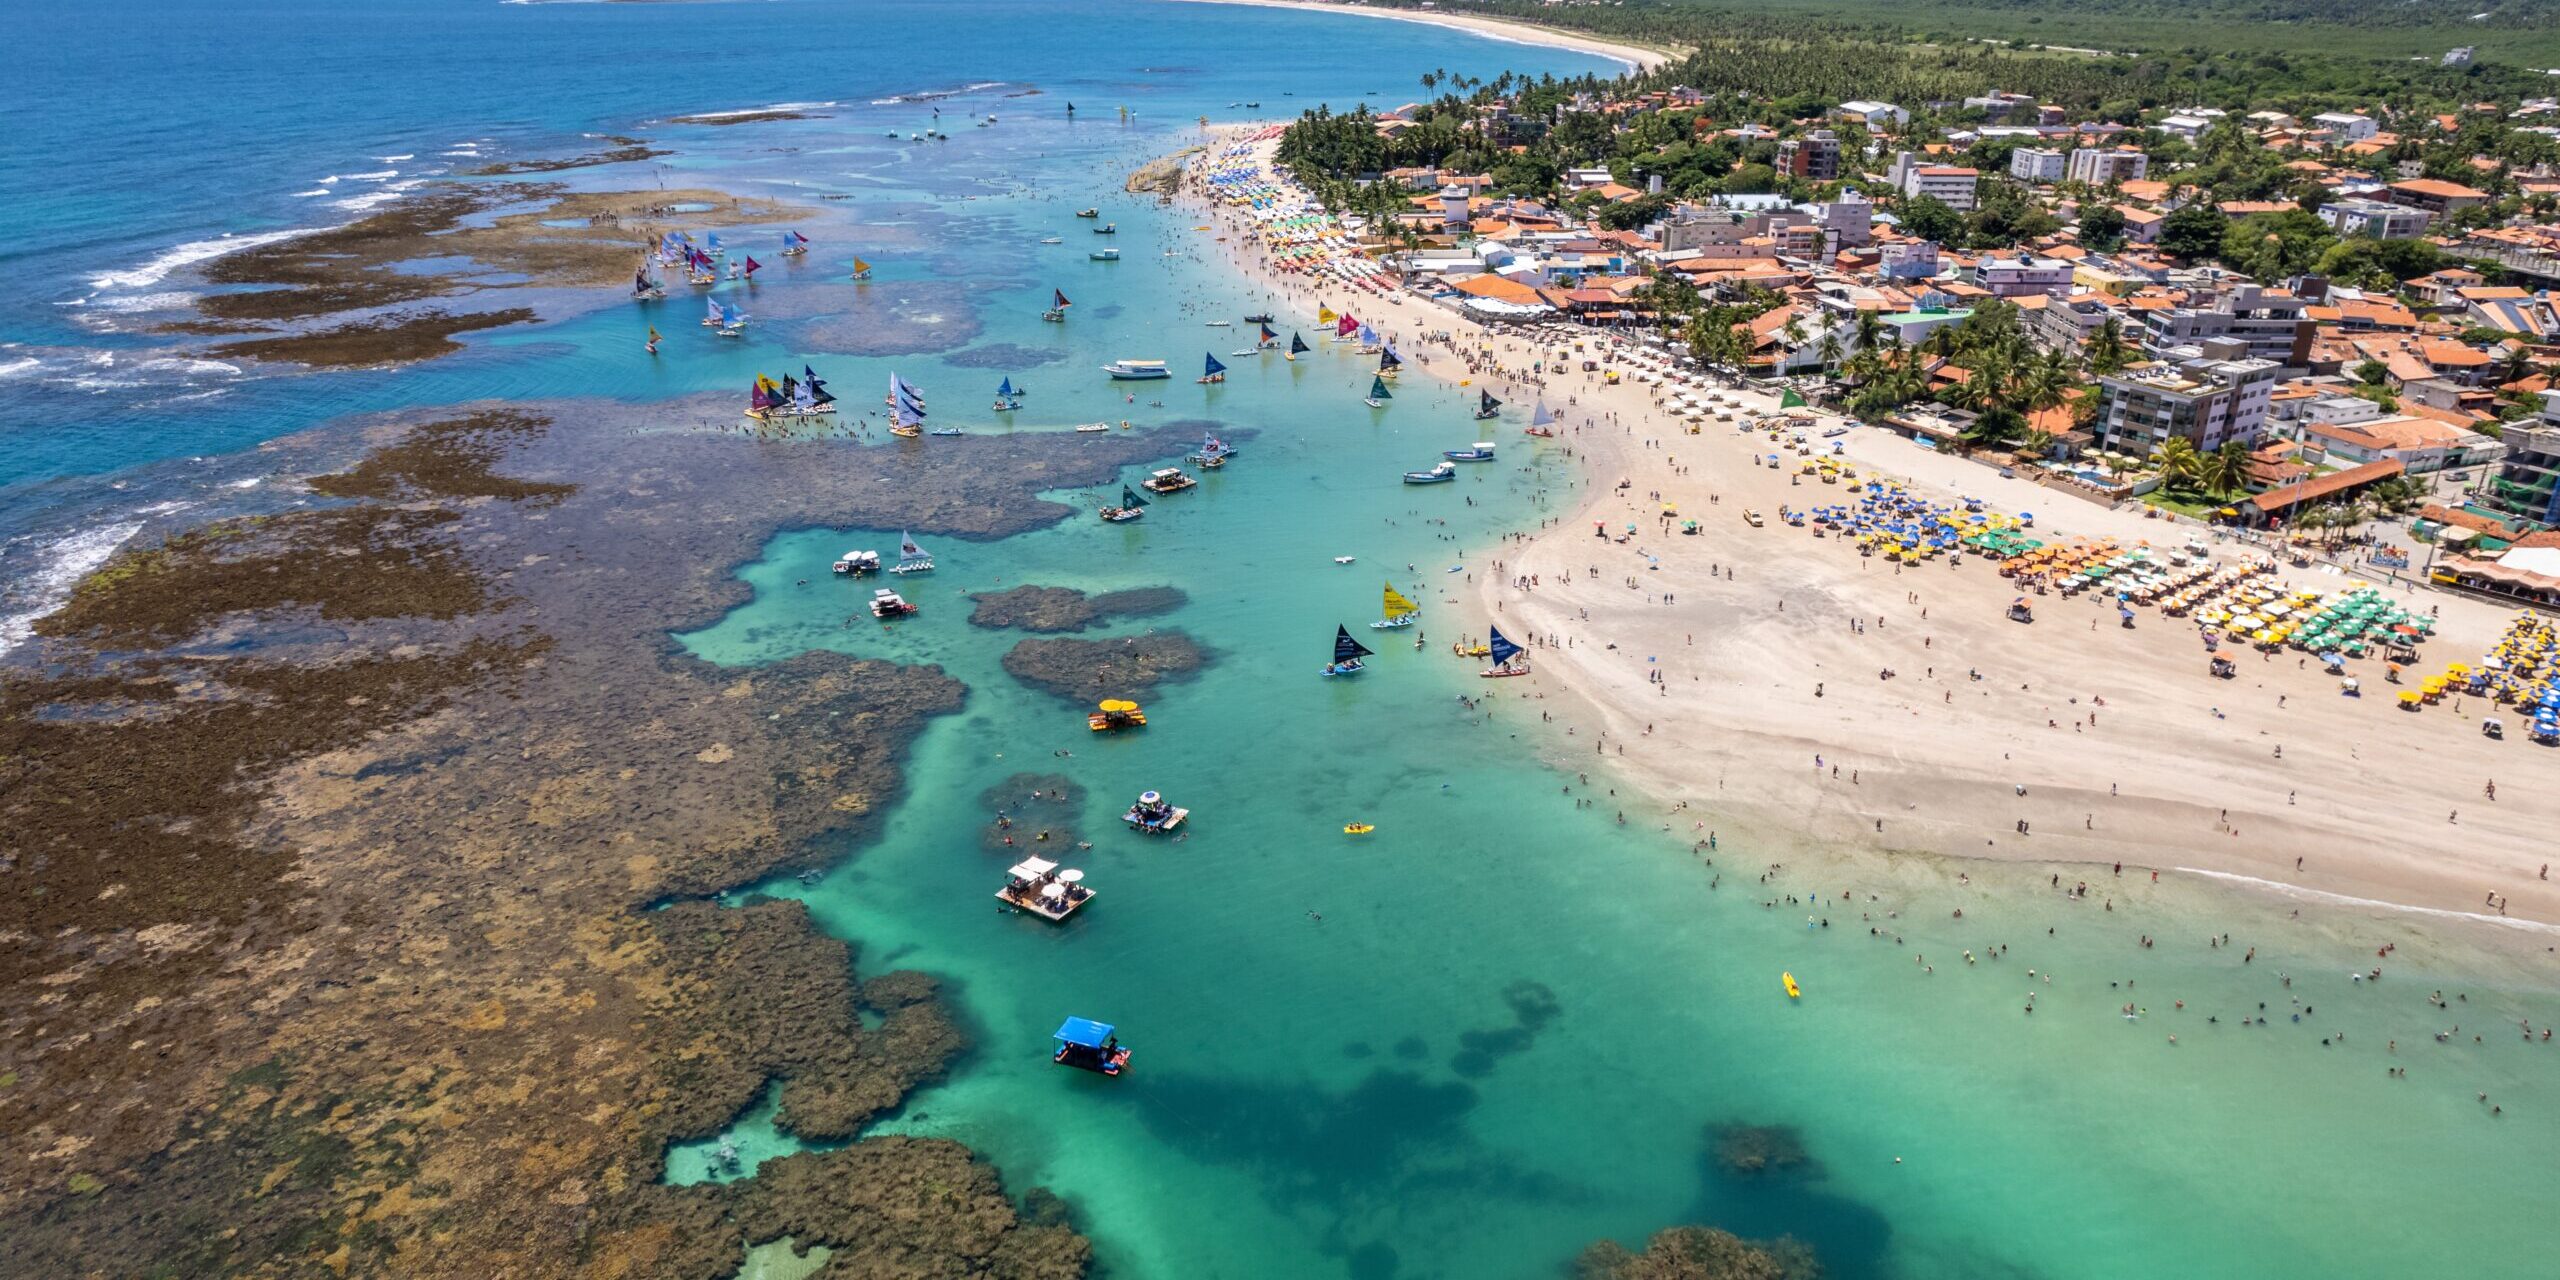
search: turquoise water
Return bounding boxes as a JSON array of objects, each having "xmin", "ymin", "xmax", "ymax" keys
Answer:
[{"xmin": 9, "ymin": 2, "xmax": 2559, "ymax": 1276}]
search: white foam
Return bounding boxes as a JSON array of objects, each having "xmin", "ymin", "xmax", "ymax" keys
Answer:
[
  {"xmin": 293, "ymin": 188, "xmax": 332, "ymax": 197},
  {"xmin": 88, "ymin": 227, "xmax": 323, "ymax": 292},
  {"xmin": 0, "ymin": 356, "xmax": 41, "ymax": 380},
  {"xmin": 86, "ymin": 291, "xmax": 198, "ymax": 315},
  {"xmin": 331, "ymin": 178, "xmax": 428, "ymax": 212},
  {"xmin": 133, "ymin": 357, "xmax": 243, "ymax": 379},
  {"xmin": 343, "ymin": 168, "xmax": 400, "ymax": 181},
  {"xmin": 2176, "ymin": 868, "xmax": 2560, "ymax": 936},
  {"xmin": 377, "ymin": 153, "xmax": 415, "ymax": 162},
  {"xmin": 0, "ymin": 521, "xmax": 147, "ymax": 654}
]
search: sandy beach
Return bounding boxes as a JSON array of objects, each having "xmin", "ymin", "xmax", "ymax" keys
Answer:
[
  {"xmin": 1169, "ymin": 0, "xmax": 1679, "ymax": 74},
  {"xmin": 1183, "ymin": 132, "xmax": 2560, "ymax": 938}
]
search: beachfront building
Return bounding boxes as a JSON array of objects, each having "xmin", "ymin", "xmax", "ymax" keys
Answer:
[
  {"xmin": 2008, "ymin": 148, "xmax": 2066, "ymax": 184},
  {"xmin": 2089, "ymin": 339, "xmax": 2280, "ymax": 456},
  {"xmin": 2482, "ymin": 410, "xmax": 2560, "ymax": 528},
  {"xmin": 2067, "ymin": 147, "xmax": 2149, "ymax": 187},
  {"xmin": 2298, "ymin": 414, "xmax": 2498, "ymax": 475},
  {"xmin": 2319, "ymin": 197, "xmax": 2433, "ymax": 241},
  {"xmin": 2134, "ymin": 284, "xmax": 2316, "ymax": 368}
]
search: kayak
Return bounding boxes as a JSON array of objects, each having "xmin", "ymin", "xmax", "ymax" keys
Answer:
[
  {"xmin": 1782, "ymin": 972, "xmax": 1802, "ymax": 999},
  {"xmin": 1343, "ymin": 823, "xmax": 1374, "ymax": 835}
]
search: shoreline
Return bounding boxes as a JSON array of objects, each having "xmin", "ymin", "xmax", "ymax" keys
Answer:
[
  {"xmin": 1176, "ymin": 129, "xmax": 2560, "ymax": 955},
  {"xmin": 1166, "ymin": 0, "xmax": 1678, "ymax": 74}
]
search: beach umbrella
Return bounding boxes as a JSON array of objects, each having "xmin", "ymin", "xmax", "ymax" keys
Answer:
[
  {"xmin": 1057, "ymin": 868, "xmax": 1085, "ymax": 883},
  {"xmin": 1040, "ymin": 882, "xmax": 1067, "ymax": 899}
]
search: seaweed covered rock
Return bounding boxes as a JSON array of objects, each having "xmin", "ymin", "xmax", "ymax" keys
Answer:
[
  {"xmin": 1572, "ymin": 1225, "xmax": 1820, "ymax": 1280},
  {"xmin": 1000, "ymin": 632, "xmax": 1208, "ymax": 704},
  {"xmin": 967, "ymin": 584, "xmax": 1186, "ymax": 633},
  {"xmin": 1709, "ymin": 1123, "xmax": 1817, "ymax": 1178}
]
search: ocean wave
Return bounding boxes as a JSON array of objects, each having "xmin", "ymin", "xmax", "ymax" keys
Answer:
[
  {"xmin": 0, "ymin": 520, "xmax": 148, "ymax": 655},
  {"xmin": 293, "ymin": 188, "xmax": 333, "ymax": 197},
  {"xmin": 378, "ymin": 153, "xmax": 416, "ymax": 162},
  {"xmin": 343, "ymin": 168, "xmax": 400, "ymax": 181},
  {"xmin": 87, "ymin": 227, "xmax": 324, "ymax": 293},
  {"xmin": 870, "ymin": 82, "xmax": 1010, "ymax": 106},
  {"xmin": 85, "ymin": 290, "xmax": 199, "ymax": 315},
  {"xmin": 331, "ymin": 178, "xmax": 430, "ymax": 212},
  {"xmin": 677, "ymin": 100, "xmax": 843, "ymax": 120},
  {"xmin": 0, "ymin": 356, "xmax": 40, "ymax": 380}
]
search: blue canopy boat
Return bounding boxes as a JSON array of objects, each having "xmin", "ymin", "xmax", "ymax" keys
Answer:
[
  {"xmin": 993, "ymin": 376, "xmax": 1022, "ymax": 411},
  {"xmin": 1323, "ymin": 625, "xmax": 1373, "ymax": 677},
  {"xmin": 1188, "ymin": 434, "xmax": 1235, "ymax": 469},
  {"xmin": 1053, "ymin": 1017, "xmax": 1129, "ymax": 1074},
  {"xmin": 1481, "ymin": 625, "xmax": 1530, "ymax": 678},
  {"xmin": 1197, "ymin": 352, "xmax": 1227, "ymax": 384}
]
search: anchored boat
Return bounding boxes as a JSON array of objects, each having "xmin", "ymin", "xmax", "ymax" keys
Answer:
[
  {"xmin": 1090, "ymin": 699, "xmax": 1147, "ymax": 732},
  {"xmin": 832, "ymin": 549, "xmax": 881, "ymax": 576},
  {"xmin": 891, "ymin": 531, "xmax": 935, "ymax": 574},
  {"xmin": 1140, "ymin": 466, "xmax": 1197, "ymax": 495},
  {"xmin": 1364, "ymin": 375, "xmax": 1392, "ymax": 409},
  {"xmin": 1473, "ymin": 389, "xmax": 1502, "ymax": 421},
  {"xmin": 1090, "ymin": 247, "xmax": 1121, "ymax": 261},
  {"xmin": 1322, "ymin": 624, "xmax": 1373, "ymax": 677},
  {"xmin": 1122, "ymin": 789, "xmax": 1188, "ymax": 832},
  {"xmin": 1002, "ymin": 861, "xmax": 1094, "ymax": 924},
  {"xmin": 1051, "ymin": 1016, "xmax": 1127, "ymax": 1072},
  {"xmin": 993, "ymin": 376, "xmax": 1023, "ymax": 412},
  {"xmin": 1103, "ymin": 358, "xmax": 1168, "ymax": 380},
  {"xmin": 1402, "ymin": 461, "xmax": 1456, "ymax": 484},
  {"xmin": 1286, "ymin": 332, "xmax": 1310, "ymax": 361},
  {"xmin": 1043, "ymin": 288, "xmax": 1071, "ymax": 322},
  {"xmin": 887, "ymin": 372, "xmax": 928, "ymax": 437},
  {"xmin": 1481, "ymin": 626, "xmax": 1530, "ymax": 678},
  {"xmin": 869, "ymin": 587, "xmax": 919, "ymax": 619},
  {"xmin": 1443, "ymin": 441, "xmax": 1496, "ymax": 462},
  {"xmin": 1188, "ymin": 434, "xmax": 1234, "ymax": 469}
]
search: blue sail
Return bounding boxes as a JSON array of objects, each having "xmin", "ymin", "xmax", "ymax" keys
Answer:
[
  {"xmin": 1378, "ymin": 345, "xmax": 1401, "ymax": 370},
  {"xmin": 997, "ymin": 376, "xmax": 1015, "ymax": 397},
  {"xmin": 1357, "ymin": 323, "xmax": 1377, "ymax": 345},
  {"xmin": 719, "ymin": 302, "xmax": 739, "ymax": 325},
  {"xmin": 1203, "ymin": 352, "xmax": 1227, "ymax": 377},
  {"xmin": 1487, "ymin": 626, "xmax": 1520, "ymax": 666}
]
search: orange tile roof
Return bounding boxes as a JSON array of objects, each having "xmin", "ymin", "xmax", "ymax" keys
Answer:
[{"xmin": 2391, "ymin": 178, "xmax": 2489, "ymax": 200}]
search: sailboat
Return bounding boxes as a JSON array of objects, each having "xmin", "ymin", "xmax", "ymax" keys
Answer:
[
  {"xmin": 1322, "ymin": 625, "xmax": 1374, "ymax": 677},
  {"xmin": 888, "ymin": 373, "xmax": 927, "ymax": 437},
  {"xmin": 851, "ymin": 257, "xmax": 874, "ymax": 281},
  {"xmin": 891, "ymin": 531, "xmax": 935, "ymax": 574},
  {"xmin": 705, "ymin": 233, "xmax": 726, "ymax": 259},
  {"xmin": 781, "ymin": 230, "xmax": 810, "ymax": 258},
  {"xmin": 715, "ymin": 302, "xmax": 746, "ymax": 337},
  {"xmin": 1376, "ymin": 344, "xmax": 1401, "ymax": 378},
  {"xmin": 1197, "ymin": 352, "xmax": 1226, "ymax": 384},
  {"xmin": 1473, "ymin": 389, "xmax": 1502, "ymax": 421},
  {"xmin": 993, "ymin": 376, "xmax": 1022, "ymax": 412},
  {"xmin": 1333, "ymin": 314, "xmax": 1361, "ymax": 343},
  {"xmin": 686, "ymin": 247, "xmax": 716, "ymax": 286},
  {"xmin": 802, "ymin": 365, "xmax": 837, "ymax": 414},
  {"xmin": 1356, "ymin": 323, "xmax": 1381, "ymax": 355},
  {"xmin": 1317, "ymin": 306, "xmax": 1337, "ymax": 326},
  {"xmin": 1043, "ymin": 288, "xmax": 1071, "ymax": 322},
  {"xmin": 741, "ymin": 255, "xmax": 763, "ymax": 281},
  {"xmin": 1369, "ymin": 582, "xmax": 1420, "ymax": 630},
  {"xmin": 1480, "ymin": 626, "xmax": 1530, "ymax": 678},
  {"xmin": 1187, "ymin": 434, "xmax": 1235, "ymax": 469},
  {"xmin": 632, "ymin": 263, "xmax": 665, "ymax": 300},
  {"xmin": 1364, "ymin": 375, "xmax": 1391, "ymax": 409},
  {"xmin": 645, "ymin": 324, "xmax": 660, "ymax": 355},
  {"xmin": 1286, "ymin": 332, "xmax": 1309, "ymax": 361},
  {"xmin": 700, "ymin": 296, "xmax": 724, "ymax": 328},
  {"xmin": 1256, "ymin": 322, "xmax": 1280, "ymax": 350},
  {"xmin": 1525, "ymin": 402, "xmax": 1559, "ymax": 438},
  {"xmin": 1098, "ymin": 484, "xmax": 1149, "ymax": 523}
]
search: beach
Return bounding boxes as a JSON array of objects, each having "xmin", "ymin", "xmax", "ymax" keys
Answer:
[
  {"xmin": 1183, "ymin": 130, "xmax": 2560, "ymax": 938},
  {"xmin": 1170, "ymin": 0, "xmax": 1679, "ymax": 74}
]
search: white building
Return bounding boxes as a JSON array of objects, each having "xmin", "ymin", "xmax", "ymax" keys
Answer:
[
  {"xmin": 2067, "ymin": 147, "xmax": 2149, "ymax": 187},
  {"xmin": 1835, "ymin": 100, "xmax": 1909, "ymax": 128},
  {"xmin": 2155, "ymin": 114, "xmax": 2216, "ymax": 142},
  {"xmin": 2311, "ymin": 112, "xmax": 2380, "ymax": 142},
  {"xmin": 1974, "ymin": 256, "xmax": 2076, "ymax": 299},
  {"xmin": 2091, "ymin": 339, "xmax": 2281, "ymax": 455},
  {"xmin": 2318, "ymin": 197, "xmax": 2433, "ymax": 241},
  {"xmin": 2009, "ymin": 148, "xmax": 2066, "ymax": 183}
]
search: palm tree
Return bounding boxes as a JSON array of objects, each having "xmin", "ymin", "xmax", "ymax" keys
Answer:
[
  {"xmin": 2199, "ymin": 439, "xmax": 2254, "ymax": 500},
  {"xmin": 2154, "ymin": 437, "xmax": 2203, "ymax": 488},
  {"xmin": 2084, "ymin": 317, "xmax": 2131, "ymax": 375},
  {"xmin": 1854, "ymin": 307, "xmax": 1884, "ymax": 358},
  {"xmin": 2019, "ymin": 427, "xmax": 2058, "ymax": 459}
]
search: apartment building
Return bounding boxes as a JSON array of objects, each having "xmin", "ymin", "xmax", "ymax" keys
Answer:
[
  {"xmin": 1974, "ymin": 256, "xmax": 2076, "ymax": 298},
  {"xmin": 1890, "ymin": 153, "xmax": 1980, "ymax": 211},
  {"xmin": 2135, "ymin": 284, "xmax": 2315, "ymax": 368},
  {"xmin": 2318, "ymin": 197, "xmax": 2433, "ymax": 240},
  {"xmin": 2008, "ymin": 148, "xmax": 2066, "ymax": 183},
  {"xmin": 2066, "ymin": 147, "xmax": 2149, "ymax": 187},
  {"xmin": 2089, "ymin": 339, "xmax": 2281, "ymax": 455},
  {"xmin": 1776, "ymin": 131, "xmax": 1841, "ymax": 181}
]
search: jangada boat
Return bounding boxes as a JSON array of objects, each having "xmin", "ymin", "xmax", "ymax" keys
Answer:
[
  {"xmin": 1524, "ymin": 401, "xmax": 1560, "ymax": 438},
  {"xmin": 1322, "ymin": 624, "xmax": 1373, "ymax": 677},
  {"xmin": 887, "ymin": 372, "xmax": 928, "ymax": 438},
  {"xmin": 832, "ymin": 549, "xmax": 881, "ymax": 576},
  {"xmin": 1196, "ymin": 352, "xmax": 1226, "ymax": 384},
  {"xmin": 993, "ymin": 376, "xmax": 1023, "ymax": 411},
  {"xmin": 869, "ymin": 588, "xmax": 918, "ymax": 618},
  {"xmin": 1043, "ymin": 288, "xmax": 1071, "ymax": 322},
  {"xmin": 1121, "ymin": 788, "xmax": 1188, "ymax": 832},
  {"xmin": 1402, "ymin": 461, "xmax": 1456, "ymax": 484},
  {"xmin": 1480, "ymin": 626, "xmax": 1531, "ymax": 678},
  {"xmin": 1364, "ymin": 375, "xmax": 1392, "ymax": 409},
  {"xmin": 780, "ymin": 229, "xmax": 810, "ymax": 258},
  {"xmin": 1140, "ymin": 466, "xmax": 1196, "ymax": 495},
  {"xmin": 1098, "ymin": 485, "xmax": 1149, "ymax": 522},
  {"xmin": 1473, "ymin": 389, "xmax": 1502, "ymax": 421},
  {"xmin": 1369, "ymin": 582, "xmax": 1420, "ymax": 630},
  {"xmin": 1051, "ymin": 1016, "xmax": 1127, "ymax": 1072}
]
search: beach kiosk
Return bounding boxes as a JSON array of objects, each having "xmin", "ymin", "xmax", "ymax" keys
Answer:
[
  {"xmin": 999, "ymin": 856, "xmax": 1093, "ymax": 922},
  {"xmin": 1053, "ymin": 1017, "xmax": 1130, "ymax": 1076}
]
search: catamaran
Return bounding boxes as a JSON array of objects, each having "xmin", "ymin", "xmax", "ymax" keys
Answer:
[
  {"xmin": 993, "ymin": 376, "xmax": 1023, "ymax": 411},
  {"xmin": 1364, "ymin": 375, "xmax": 1392, "ymax": 409},
  {"xmin": 891, "ymin": 531, "xmax": 934, "ymax": 574},
  {"xmin": 1376, "ymin": 344, "xmax": 1401, "ymax": 378},
  {"xmin": 1370, "ymin": 582, "xmax": 1420, "ymax": 630},
  {"xmin": 1042, "ymin": 288, "xmax": 1071, "ymax": 322},
  {"xmin": 1103, "ymin": 358, "xmax": 1169, "ymax": 380},
  {"xmin": 1286, "ymin": 332, "xmax": 1310, "ymax": 361},
  {"xmin": 1443, "ymin": 441, "xmax": 1496, "ymax": 462},
  {"xmin": 833, "ymin": 549, "xmax": 881, "ymax": 576},
  {"xmin": 1197, "ymin": 352, "xmax": 1226, "ymax": 384},
  {"xmin": 1473, "ymin": 389, "xmax": 1502, "ymax": 421},
  {"xmin": 1525, "ymin": 402, "xmax": 1560, "ymax": 438},
  {"xmin": 1098, "ymin": 485, "xmax": 1149, "ymax": 522},
  {"xmin": 850, "ymin": 257, "xmax": 874, "ymax": 281},
  {"xmin": 780, "ymin": 230, "xmax": 810, "ymax": 258},
  {"xmin": 1481, "ymin": 626, "xmax": 1530, "ymax": 678},
  {"xmin": 1323, "ymin": 624, "xmax": 1374, "ymax": 677}
]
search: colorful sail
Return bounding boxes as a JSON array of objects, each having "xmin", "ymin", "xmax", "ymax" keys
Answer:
[
  {"xmin": 1381, "ymin": 583, "xmax": 1418, "ymax": 620},
  {"xmin": 1202, "ymin": 352, "xmax": 1227, "ymax": 378},
  {"xmin": 743, "ymin": 255, "xmax": 763, "ymax": 277},
  {"xmin": 647, "ymin": 325, "xmax": 661, "ymax": 343},
  {"xmin": 1333, "ymin": 625, "xmax": 1374, "ymax": 662},
  {"xmin": 1533, "ymin": 402, "xmax": 1556, "ymax": 428},
  {"xmin": 1317, "ymin": 306, "xmax": 1337, "ymax": 324},
  {"xmin": 1335, "ymin": 314, "xmax": 1359, "ymax": 338},
  {"xmin": 705, "ymin": 296, "xmax": 721, "ymax": 323},
  {"xmin": 804, "ymin": 366, "xmax": 834, "ymax": 405},
  {"xmin": 1358, "ymin": 323, "xmax": 1378, "ymax": 346},
  {"xmin": 1377, "ymin": 345, "xmax": 1401, "ymax": 372},
  {"xmin": 719, "ymin": 302, "xmax": 740, "ymax": 327},
  {"xmin": 1487, "ymin": 626, "xmax": 1521, "ymax": 667},
  {"xmin": 706, "ymin": 233, "xmax": 724, "ymax": 254},
  {"xmin": 997, "ymin": 376, "xmax": 1016, "ymax": 398}
]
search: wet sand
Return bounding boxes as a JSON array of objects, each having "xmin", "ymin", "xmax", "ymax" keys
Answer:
[{"xmin": 1168, "ymin": 0, "xmax": 1679, "ymax": 72}]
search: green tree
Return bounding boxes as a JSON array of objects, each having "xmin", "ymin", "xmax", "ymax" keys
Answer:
[
  {"xmin": 1899, "ymin": 193, "xmax": 1964, "ymax": 245},
  {"xmin": 2078, "ymin": 202, "xmax": 2127, "ymax": 253},
  {"xmin": 2158, "ymin": 202, "xmax": 2228, "ymax": 262}
]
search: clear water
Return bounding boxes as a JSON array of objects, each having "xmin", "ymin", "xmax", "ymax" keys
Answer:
[{"xmin": 10, "ymin": 3, "xmax": 2559, "ymax": 1278}]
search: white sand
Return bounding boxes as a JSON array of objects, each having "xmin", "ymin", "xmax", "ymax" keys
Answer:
[
  {"xmin": 1167, "ymin": 0, "xmax": 1678, "ymax": 74},
  {"xmin": 1181, "ymin": 134, "xmax": 2560, "ymax": 942}
]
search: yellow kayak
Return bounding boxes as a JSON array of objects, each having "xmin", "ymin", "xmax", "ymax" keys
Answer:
[
  {"xmin": 1344, "ymin": 823, "xmax": 1374, "ymax": 835},
  {"xmin": 1782, "ymin": 972, "xmax": 1801, "ymax": 999}
]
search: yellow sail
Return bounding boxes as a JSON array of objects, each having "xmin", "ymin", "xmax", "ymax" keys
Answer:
[
  {"xmin": 1317, "ymin": 306, "xmax": 1336, "ymax": 324},
  {"xmin": 1381, "ymin": 582, "xmax": 1417, "ymax": 619},
  {"xmin": 853, "ymin": 257, "xmax": 873, "ymax": 272}
]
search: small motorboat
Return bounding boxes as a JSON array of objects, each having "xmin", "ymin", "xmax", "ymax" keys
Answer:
[
  {"xmin": 1140, "ymin": 466, "xmax": 1198, "ymax": 495},
  {"xmin": 1122, "ymin": 789, "xmax": 1188, "ymax": 832},
  {"xmin": 1442, "ymin": 442, "xmax": 1497, "ymax": 462},
  {"xmin": 1402, "ymin": 462, "xmax": 1457, "ymax": 485},
  {"xmin": 870, "ymin": 588, "xmax": 919, "ymax": 618},
  {"xmin": 1074, "ymin": 208, "xmax": 1100, "ymax": 218},
  {"xmin": 1091, "ymin": 247, "xmax": 1121, "ymax": 261},
  {"xmin": 1333, "ymin": 556, "xmax": 1356, "ymax": 565},
  {"xmin": 1074, "ymin": 422, "xmax": 1114, "ymax": 433},
  {"xmin": 832, "ymin": 549, "xmax": 881, "ymax": 577},
  {"xmin": 1243, "ymin": 312, "xmax": 1274, "ymax": 324},
  {"xmin": 1093, "ymin": 222, "xmax": 1117, "ymax": 234},
  {"xmin": 1052, "ymin": 1016, "xmax": 1128, "ymax": 1073},
  {"xmin": 1039, "ymin": 236, "xmax": 1064, "ymax": 244},
  {"xmin": 1204, "ymin": 320, "xmax": 1232, "ymax": 327}
]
